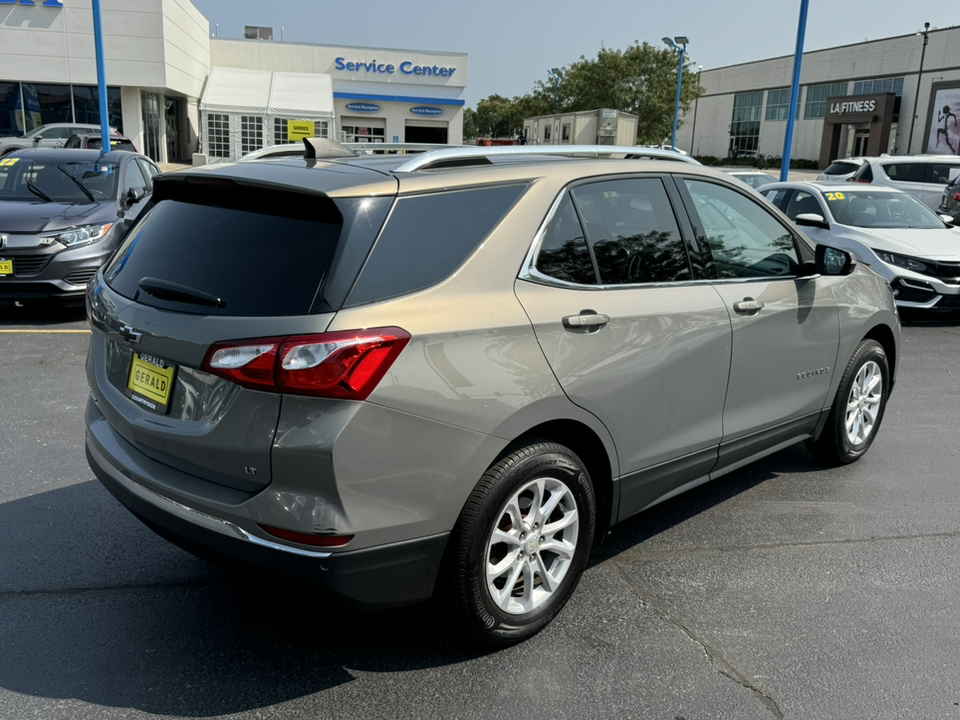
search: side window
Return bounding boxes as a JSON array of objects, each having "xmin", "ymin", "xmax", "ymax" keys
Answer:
[
  {"xmin": 882, "ymin": 163, "xmax": 925, "ymax": 183},
  {"xmin": 345, "ymin": 184, "xmax": 528, "ymax": 307},
  {"xmin": 684, "ymin": 179, "xmax": 801, "ymax": 280},
  {"xmin": 766, "ymin": 189, "xmax": 789, "ymax": 208},
  {"xmin": 571, "ymin": 177, "xmax": 691, "ymax": 284},
  {"xmin": 783, "ymin": 189, "xmax": 823, "ymax": 220},
  {"xmin": 137, "ymin": 159, "xmax": 161, "ymax": 191},
  {"xmin": 928, "ymin": 163, "xmax": 960, "ymax": 184},
  {"xmin": 123, "ymin": 161, "xmax": 148, "ymax": 196},
  {"xmin": 536, "ymin": 193, "xmax": 596, "ymax": 284}
]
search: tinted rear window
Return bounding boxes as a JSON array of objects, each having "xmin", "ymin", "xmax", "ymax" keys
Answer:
[
  {"xmin": 104, "ymin": 196, "xmax": 343, "ymax": 316},
  {"xmin": 344, "ymin": 183, "xmax": 527, "ymax": 307},
  {"xmin": 824, "ymin": 161, "xmax": 859, "ymax": 175}
]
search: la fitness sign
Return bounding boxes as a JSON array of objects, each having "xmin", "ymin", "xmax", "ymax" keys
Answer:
[
  {"xmin": 829, "ymin": 99, "xmax": 877, "ymax": 116},
  {"xmin": 0, "ymin": 0, "xmax": 64, "ymax": 5}
]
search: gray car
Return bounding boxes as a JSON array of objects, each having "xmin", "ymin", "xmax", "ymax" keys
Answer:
[
  {"xmin": 84, "ymin": 142, "xmax": 901, "ymax": 645},
  {"xmin": 0, "ymin": 148, "xmax": 161, "ymax": 304}
]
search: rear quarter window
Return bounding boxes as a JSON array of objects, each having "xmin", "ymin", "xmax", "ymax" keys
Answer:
[{"xmin": 344, "ymin": 183, "xmax": 528, "ymax": 307}]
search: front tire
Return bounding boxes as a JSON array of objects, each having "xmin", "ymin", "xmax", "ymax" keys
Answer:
[
  {"xmin": 807, "ymin": 339, "xmax": 889, "ymax": 465},
  {"xmin": 445, "ymin": 441, "xmax": 596, "ymax": 645}
]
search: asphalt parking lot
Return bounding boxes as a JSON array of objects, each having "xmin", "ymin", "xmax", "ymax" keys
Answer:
[{"xmin": 2, "ymin": 301, "xmax": 959, "ymax": 720}]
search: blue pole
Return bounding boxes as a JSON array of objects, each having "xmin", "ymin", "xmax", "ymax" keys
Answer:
[
  {"xmin": 92, "ymin": 0, "xmax": 111, "ymax": 154},
  {"xmin": 672, "ymin": 46, "xmax": 685, "ymax": 149},
  {"xmin": 780, "ymin": 0, "xmax": 809, "ymax": 181}
]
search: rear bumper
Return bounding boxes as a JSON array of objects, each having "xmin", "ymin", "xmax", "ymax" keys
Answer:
[{"xmin": 86, "ymin": 421, "xmax": 449, "ymax": 608}]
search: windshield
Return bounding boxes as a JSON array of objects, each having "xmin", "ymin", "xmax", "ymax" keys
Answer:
[
  {"xmin": 0, "ymin": 158, "xmax": 119, "ymax": 203},
  {"xmin": 821, "ymin": 190, "xmax": 944, "ymax": 229}
]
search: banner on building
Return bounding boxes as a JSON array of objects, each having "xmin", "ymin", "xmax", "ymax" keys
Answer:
[{"xmin": 925, "ymin": 83, "xmax": 960, "ymax": 155}]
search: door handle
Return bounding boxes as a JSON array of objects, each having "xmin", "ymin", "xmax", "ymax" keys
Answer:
[
  {"xmin": 562, "ymin": 311, "xmax": 610, "ymax": 329},
  {"xmin": 733, "ymin": 298, "xmax": 764, "ymax": 314}
]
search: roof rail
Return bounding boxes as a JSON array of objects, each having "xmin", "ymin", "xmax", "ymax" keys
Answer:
[{"xmin": 393, "ymin": 145, "xmax": 701, "ymax": 172}]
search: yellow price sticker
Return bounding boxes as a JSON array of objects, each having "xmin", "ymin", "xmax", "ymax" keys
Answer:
[{"xmin": 824, "ymin": 191, "xmax": 845, "ymax": 201}]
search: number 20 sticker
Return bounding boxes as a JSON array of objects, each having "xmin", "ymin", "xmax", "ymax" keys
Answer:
[{"xmin": 825, "ymin": 191, "xmax": 845, "ymax": 201}]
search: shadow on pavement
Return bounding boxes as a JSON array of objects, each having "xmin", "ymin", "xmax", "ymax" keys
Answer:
[
  {"xmin": 0, "ymin": 481, "xmax": 486, "ymax": 717},
  {"xmin": 0, "ymin": 299, "xmax": 87, "ymax": 327},
  {"xmin": 0, "ymin": 442, "xmax": 823, "ymax": 717}
]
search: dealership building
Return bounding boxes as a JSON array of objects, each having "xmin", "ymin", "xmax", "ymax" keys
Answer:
[
  {"xmin": 0, "ymin": 0, "xmax": 467, "ymax": 163},
  {"xmin": 678, "ymin": 26, "xmax": 960, "ymax": 167}
]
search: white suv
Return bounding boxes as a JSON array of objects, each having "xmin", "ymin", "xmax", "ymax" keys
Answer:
[{"xmin": 850, "ymin": 154, "xmax": 960, "ymax": 209}]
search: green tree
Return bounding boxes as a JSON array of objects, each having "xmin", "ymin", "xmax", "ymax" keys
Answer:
[
  {"xmin": 474, "ymin": 94, "xmax": 514, "ymax": 138},
  {"xmin": 529, "ymin": 42, "xmax": 703, "ymax": 145},
  {"xmin": 463, "ymin": 107, "xmax": 478, "ymax": 140}
]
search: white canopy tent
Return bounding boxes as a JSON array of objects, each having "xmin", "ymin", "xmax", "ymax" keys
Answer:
[{"xmin": 200, "ymin": 67, "xmax": 335, "ymax": 162}]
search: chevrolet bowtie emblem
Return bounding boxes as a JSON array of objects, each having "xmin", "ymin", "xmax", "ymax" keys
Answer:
[{"xmin": 119, "ymin": 324, "xmax": 143, "ymax": 344}]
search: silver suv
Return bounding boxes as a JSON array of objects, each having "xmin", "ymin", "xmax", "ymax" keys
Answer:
[
  {"xmin": 851, "ymin": 154, "xmax": 960, "ymax": 209},
  {"xmin": 85, "ymin": 142, "xmax": 900, "ymax": 644}
]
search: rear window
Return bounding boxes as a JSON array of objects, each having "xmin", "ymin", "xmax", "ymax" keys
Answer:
[
  {"xmin": 851, "ymin": 163, "xmax": 874, "ymax": 183},
  {"xmin": 104, "ymin": 188, "xmax": 345, "ymax": 316},
  {"xmin": 823, "ymin": 161, "xmax": 859, "ymax": 175},
  {"xmin": 344, "ymin": 183, "xmax": 528, "ymax": 307}
]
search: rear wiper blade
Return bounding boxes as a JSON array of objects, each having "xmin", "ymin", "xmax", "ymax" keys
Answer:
[
  {"xmin": 25, "ymin": 180, "xmax": 53, "ymax": 203},
  {"xmin": 57, "ymin": 165, "xmax": 96, "ymax": 203},
  {"xmin": 137, "ymin": 277, "xmax": 226, "ymax": 308}
]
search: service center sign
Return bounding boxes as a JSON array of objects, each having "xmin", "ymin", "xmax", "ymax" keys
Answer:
[
  {"xmin": 335, "ymin": 57, "xmax": 457, "ymax": 79},
  {"xmin": 0, "ymin": 0, "xmax": 64, "ymax": 5}
]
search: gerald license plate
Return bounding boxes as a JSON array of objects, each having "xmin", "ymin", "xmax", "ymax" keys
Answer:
[
  {"xmin": 127, "ymin": 353, "xmax": 176, "ymax": 414},
  {"xmin": 0, "ymin": 259, "xmax": 11, "ymax": 275}
]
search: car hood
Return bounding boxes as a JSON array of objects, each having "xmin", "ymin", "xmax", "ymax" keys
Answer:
[
  {"xmin": 844, "ymin": 226, "xmax": 960, "ymax": 260},
  {"xmin": 0, "ymin": 200, "xmax": 116, "ymax": 233}
]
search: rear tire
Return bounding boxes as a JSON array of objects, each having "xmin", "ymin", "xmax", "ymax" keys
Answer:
[
  {"xmin": 443, "ymin": 441, "xmax": 596, "ymax": 645},
  {"xmin": 806, "ymin": 339, "xmax": 889, "ymax": 466}
]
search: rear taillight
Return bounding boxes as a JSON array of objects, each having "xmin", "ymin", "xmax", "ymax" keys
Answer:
[
  {"xmin": 954, "ymin": 192, "xmax": 960, "ymax": 202},
  {"xmin": 856, "ymin": 178, "xmax": 871, "ymax": 183},
  {"xmin": 202, "ymin": 328, "xmax": 410, "ymax": 400}
]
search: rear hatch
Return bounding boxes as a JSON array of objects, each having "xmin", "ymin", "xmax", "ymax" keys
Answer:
[{"xmin": 86, "ymin": 168, "xmax": 395, "ymax": 492}]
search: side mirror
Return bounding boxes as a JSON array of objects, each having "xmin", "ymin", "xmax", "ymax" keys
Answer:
[
  {"xmin": 938, "ymin": 213, "xmax": 956, "ymax": 226},
  {"xmin": 32, "ymin": 135, "xmax": 43, "ymax": 144},
  {"xmin": 125, "ymin": 187, "xmax": 146, "ymax": 205},
  {"xmin": 795, "ymin": 212, "xmax": 829, "ymax": 230},
  {"xmin": 816, "ymin": 244, "xmax": 855, "ymax": 276}
]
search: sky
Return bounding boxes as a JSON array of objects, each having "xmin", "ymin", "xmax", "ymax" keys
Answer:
[{"xmin": 189, "ymin": 0, "xmax": 955, "ymax": 108}]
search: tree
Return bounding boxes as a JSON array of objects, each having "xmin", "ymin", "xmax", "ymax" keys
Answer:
[
  {"xmin": 463, "ymin": 107, "xmax": 478, "ymax": 140},
  {"xmin": 528, "ymin": 42, "xmax": 703, "ymax": 145},
  {"xmin": 474, "ymin": 94, "xmax": 514, "ymax": 138}
]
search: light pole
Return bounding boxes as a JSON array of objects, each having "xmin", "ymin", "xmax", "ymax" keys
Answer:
[
  {"xmin": 907, "ymin": 22, "xmax": 931, "ymax": 154},
  {"xmin": 548, "ymin": 68, "xmax": 563, "ymax": 112},
  {"xmin": 690, "ymin": 65, "xmax": 703, "ymax": 156},
  {"xmin": 663, "ymin": 36, "xmax": 689, "ymax": 150}
]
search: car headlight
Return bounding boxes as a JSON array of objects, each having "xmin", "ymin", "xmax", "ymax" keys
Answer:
[
  {"xmin": 874, "ymin": 250, "xmax": 928, "ymax": 273},
  {"xmin": 39, "ymin": 223, "xmax": 113, "ymax": 248}
]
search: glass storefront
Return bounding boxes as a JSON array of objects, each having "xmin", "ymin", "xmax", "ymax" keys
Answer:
[{"xmin": 0, "ymin": 81, "xmax": 123, "ymax": 137}]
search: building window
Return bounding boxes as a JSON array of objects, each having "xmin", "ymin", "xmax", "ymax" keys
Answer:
[
  {"xmin": 804, "ymin": 83, "xmax": 848, "ymax": 119},
  {"xmin": 731, "ymin": 91, "xmax": 763, "ymax": 155},
  {"xmin": 240, "ymin": 115, "xmax": 263, "ymax": 155},
  {"xmin": 853, "ymin": 77, "xmax": 904, "ymax": 97},
  {"xmin": 340, "ymin": 125, "xmax": 385, "ymax": 143},
  {"xmin": 207, "ymin": 113, "xmax": 230, "ymax": 158},
  {"xmin": 544, "ymin": 124, "xmax": 551, "ymax": 140},
  {"xmin": 765, "ymin": 88, "xmax": 801, "ymax": 121},
  {"xmin": 562, "ymin": 124, "xmax": 570, "ymax": 141},
  {"xmin": 274, "ymin": 118, "xmax": 288, "ymax": 145}
]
